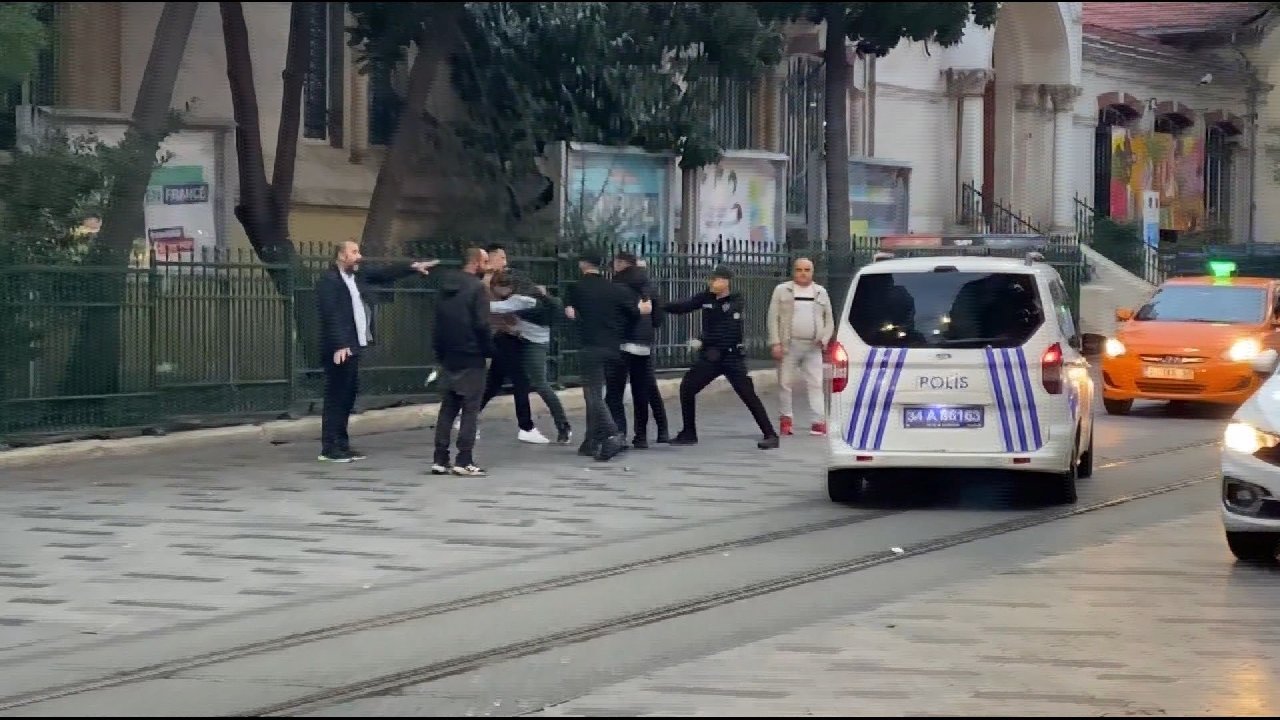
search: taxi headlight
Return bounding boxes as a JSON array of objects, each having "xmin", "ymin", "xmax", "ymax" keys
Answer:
[
  {"xmin": 1226, "ymin": 338, "xmax": 1264, "ymax": 362},
  {"xmin": 1103, "ymin": 337, "xmax": 1126, "ymax": 358},
  {"xmin": 1223, "ymin": 422, "xmax": 1280, "ymax": 454}
]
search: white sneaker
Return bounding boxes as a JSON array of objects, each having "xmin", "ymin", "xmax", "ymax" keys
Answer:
[
  {"xmin": 518, "ymin": 428, "xmax": 551, "ymax": 445},
  {"xmin": 452, "ymin": 464, "xmax": 487, "ymax": 477},
  {"xmin": 430, "ymin": 464, "xmax": 451, "ymax": 475}
]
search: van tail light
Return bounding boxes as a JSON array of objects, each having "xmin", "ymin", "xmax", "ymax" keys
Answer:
[
  {"xmin": 1042, "ymin": 342, "xmax": 1064, "ymax": 395},
  {"xmin": 829, "ymin": 341, "xmax": 849, "ymax": 393}
]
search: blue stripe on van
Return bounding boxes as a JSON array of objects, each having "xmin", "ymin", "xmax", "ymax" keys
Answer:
[
  {"xmin": 857, "ymin": 350, "xmax": 895, "ymax": 450},
  {"xmin": 1000, "ymin": 348, "xmax": 1029, "ymax": 452},
  {"xmin": 985, "ymin": 347, "xmax": 1013, "ymax": 453},
  {"xmin": 872, "ymin": 348, "xmax": 908, "ymax": 450},
  {"xmin": 1015, "ymin": 347, "xmax": 1044, "ymax": 450},
  {"xmin": 845, "ymin": 348, "xmax": 879, "ymax": 447}
]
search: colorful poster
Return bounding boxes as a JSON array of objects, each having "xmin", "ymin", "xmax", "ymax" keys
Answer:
[
  {"xmin": 695, "ymin": 155, "xmax": 782, "ymax": 253},
  {"xmin": 849, "ymin": 160, "xmax": 910, "ymax": 237},
  {"xmin": 564, "ymin": 147, "xmax": 672, "ymax": 253},
  {"xmin": 1107, "ymin": 128, "xmax": 1205, "ymax": 232},
  {"xmin": 1142, "ymin": 191, "xmax": 1160, "ymax": 249},
  {"xmin": 145, "ymin": 164, "xmax": 217, "ymax": 262}
]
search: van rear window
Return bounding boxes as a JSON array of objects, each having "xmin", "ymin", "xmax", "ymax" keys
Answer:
[{"xmin": 849, "ymin": 271, "xmax": 1044, "ymax": 349}]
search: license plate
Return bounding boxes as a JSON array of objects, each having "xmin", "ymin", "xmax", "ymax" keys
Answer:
[
  {"xmin": 903, "ymin": 405, "xmax": 984, "ymax": 429},
  {"xmin": 1143, "ymin": 365, "xmax": 1194, "ymax": 381}
]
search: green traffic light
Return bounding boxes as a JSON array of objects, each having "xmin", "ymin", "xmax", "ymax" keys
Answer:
[{"xmin": 1208, "ymin": 260, "xmax": 1237, "ymax": 278}]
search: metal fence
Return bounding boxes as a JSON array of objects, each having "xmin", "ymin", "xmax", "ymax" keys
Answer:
[{"xmin": 0, "ymin": 236, "xmax": 1084, "ymax": 442}]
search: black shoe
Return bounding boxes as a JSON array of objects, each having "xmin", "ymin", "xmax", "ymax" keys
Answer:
[
  {"xmin": 757, "ymin": 435, "xmax": 780, "ymax": 450},
  {"xmin": 556, "ymin": 426, "xmax": 573, "ymax": 445},
  {"xmin": 343, "ymin": 447, "xmax": 367, "ymax": 461},
  {"xmin": 577, "ymin": 442, "xmax": 599, "ymax": 457},
  {"xmin": 669, "ymin": 433, "xmax": 698, "ymax": 446},
  {"xmin": 594, "ymin": 435, "xmax": 628, "ymax": 462},
  {"xmin": 655, "ymin": 431, "xmax": 671, "ymax": 444},
  {"xmin": 632, "ymin": 437, "xmax": 649, "ymax": 450}
]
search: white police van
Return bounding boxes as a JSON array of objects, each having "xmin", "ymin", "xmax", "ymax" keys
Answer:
[{"xmin": 825, "ymin": 250, "xmax": 1096, "ymax": 505}]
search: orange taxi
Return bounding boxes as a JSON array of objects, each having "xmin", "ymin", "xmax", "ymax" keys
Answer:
[{"xmin": 1101, "ymin": 266, "xmax": 1280, "ymax": 415}]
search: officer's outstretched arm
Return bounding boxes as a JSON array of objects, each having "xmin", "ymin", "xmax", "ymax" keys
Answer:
[{"xmin": 663, "ymin": 291, "xmax": 709, "ymax": 315}]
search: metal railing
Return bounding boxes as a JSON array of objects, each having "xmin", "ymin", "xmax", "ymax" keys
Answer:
[
  {"xmin": 0, "ymin": 236, "xmax": 1085, "ymax": 441},
  {"xmin": 958, "ymin": 181, "xmax": 1044, "ymax": 235},
  {"xmin": 1073, "ymin": 194, "xmax": 1167, "ymax": 285}
]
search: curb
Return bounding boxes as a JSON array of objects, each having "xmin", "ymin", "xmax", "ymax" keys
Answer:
[{"xmin": 0, "ymin": 369, "xmax": 780, "ymax": 469}]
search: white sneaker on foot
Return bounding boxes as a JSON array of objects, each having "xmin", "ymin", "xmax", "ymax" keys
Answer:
[
  {"xmin": 451, "ymin": 464, "xmax": 487, "ymax": 477},
  {"xmin": 430, "ymin": 464, "xmax": 450, "ymax": 475},
  {"xmin": 518, "ymin": 428, "xmax": 551, "ymax": 445}
]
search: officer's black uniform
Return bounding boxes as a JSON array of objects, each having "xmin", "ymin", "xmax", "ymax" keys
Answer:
[{"xmin": 664, "ymin": 266, "xmax": 779, "ymax": 449}]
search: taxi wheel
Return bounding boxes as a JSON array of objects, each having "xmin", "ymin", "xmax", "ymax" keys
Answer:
[
  {"xmin": 1226, "ymin": 531, "xmax": 1280, "ymax": 563},
  {"xmin": 1103, "ymin": 398, "xmax": 1132, "ymax": 416},
  {"xmin": 1077, "ymin": 430, "xmax": 1094, "ymax": 480},
  {"xmin": 827, "ymin": 470, "xmax": 865, "ymax": 504}
]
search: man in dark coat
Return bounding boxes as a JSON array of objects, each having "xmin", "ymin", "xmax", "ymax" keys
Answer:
[
  {"xmin": 605, "ymin": 252, "xmax": 670, "ymax": 448},
  {"xmin": 315, "ymin": 240, "xmax": 435, "ymax": 462}
]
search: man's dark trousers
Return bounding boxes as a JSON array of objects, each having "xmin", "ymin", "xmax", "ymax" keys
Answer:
[
  {"xmin": 480, "ymin": 333, "xmax": 535, "ymax": 431},
  {"xmin": 605, "ymin": 352, "xmax": 667, "ymax": 440},
  {"xmin": 434, "ymin": 366, "xmax": 486, "ymax": 467},
  {"xmin": 321, "ymin": 354, "xmax": 360, "ymax": 456},
  {"xmin": 678, "ymin": 348, "xmax": 772, "ymax": 438},
  {"xmin": 580, "ymin": 346, "xmax": 622, "ymax": 448}
]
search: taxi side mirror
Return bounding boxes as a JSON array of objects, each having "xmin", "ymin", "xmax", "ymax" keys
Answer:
[
  {"xmin": 1115, "ymin": 307, "xmax": 1134, "ymax": 322},
  {"xmin": 1252, "ymin": 348, "xmax": 1280, "ymax": 376}
]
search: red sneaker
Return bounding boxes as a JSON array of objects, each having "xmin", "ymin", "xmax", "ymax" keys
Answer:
[
  {"xmin": 810, "ymin": 421, "xmax": 827, "ymax": 436},
  {"xmin": 779, "ymin": 416, "xmax": 794, "ymax": 436}
]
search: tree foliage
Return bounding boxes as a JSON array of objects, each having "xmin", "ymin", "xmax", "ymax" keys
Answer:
[
  {"xmin": 753, "ymin": 2, "xmax": 998, "ymax": 56},
  {"xmin": 450, "ymin": 2, "xmax": 785, "ymax": 172},
  {"xmin": 0, "ymin": 2, "xmax": 48, "ymax": 86}
]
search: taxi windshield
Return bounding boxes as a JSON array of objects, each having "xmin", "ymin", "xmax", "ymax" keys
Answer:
[
  {"xmin": 1135, "ymin": 285, "xmax": 1266, "ymax": 324},
  {"xmin": 849, "ymin": 271, "xmax": 1043, "ymax": 349}
]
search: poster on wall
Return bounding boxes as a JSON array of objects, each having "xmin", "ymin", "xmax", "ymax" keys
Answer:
[
  {"xmin": 1142, "ymin": 191, "xmax": 1160, "ymax": 249},
  {"xmin": 145, "ymin": 162, "xmax": 218, "ymax": 262},
  {"xmin": 563, "ymin": 144, "xmax": 674, "ymax": 254},
  {"xmin": 807, "ymin": 155, "xmax": 911, "ymax": 247},
  {"xmin": 694, "ymin": 152, "xmax": 785, "ymax": 253},
  {"xmin": 1109, "ymin": 129, "xmax": 1205, "ymax": 232}
]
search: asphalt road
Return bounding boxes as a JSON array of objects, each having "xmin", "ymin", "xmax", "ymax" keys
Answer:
[{"xmin": 0, "ymin": 386, "xmax": 1271, "ymax": 717}]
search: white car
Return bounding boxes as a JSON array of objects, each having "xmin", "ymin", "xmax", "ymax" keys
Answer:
[
  {"xmin": 1220, "ymin": 348, "xmax": 1280, "ymax": 562},
  {"xmin": 825, "ymin": 251, "xmax": 1097, "ymax": 504}
]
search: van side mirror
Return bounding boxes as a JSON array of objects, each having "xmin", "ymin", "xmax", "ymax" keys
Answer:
[
  {"xmin": 1252, "ymin": 348, "xmax": 1280, "ymax": 376},
  {"xmin": 1115, "ymin": 307, "xmax": 1134, "ymax": 322}
]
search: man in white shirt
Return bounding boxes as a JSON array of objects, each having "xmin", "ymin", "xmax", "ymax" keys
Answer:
[{"xmin": 766, "ymin": 257, "xmax": 835, "ymax": 437}]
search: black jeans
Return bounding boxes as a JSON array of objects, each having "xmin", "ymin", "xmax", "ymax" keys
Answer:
[
  {"xmin": 580, "ymin": 346, "xmax": 622, "ymax": 445},
  {"xmin": 434, "ymin": 365, "xmax": 486, "ymax": 467},
  {"xmin": 321, "ymin": 354, "xmax": 360, "ymax": 455},
  {"xmin": 678, "ymin": 350, "xmax": 774, "ymax": 439},
  {"xmin": 480, "ymin": 333, "xmax": 534, "ymax": 431},
  {"xmin": 605, "ymin": 352, "xmax": 669, "ymax": 440}
]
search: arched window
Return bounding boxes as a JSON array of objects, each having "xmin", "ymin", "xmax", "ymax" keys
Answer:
[
  {"xmin": 1205, "ymin": 119, "xmax": 1243, "ymax": 230},
  {"xmin": 1094, "ymin": 103, "xmax": 1139, "ymax": 216}
]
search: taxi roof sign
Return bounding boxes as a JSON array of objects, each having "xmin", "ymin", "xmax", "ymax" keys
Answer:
[{"xmin": 1208, "ymin": 260, "xmax": 1238, "ymax": 278}]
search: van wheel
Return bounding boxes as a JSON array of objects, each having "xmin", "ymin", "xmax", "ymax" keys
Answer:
[
  {"xmin": 1226, "ymin": 531, "xmax": 1280, "ymax": 563},
  {"xmin": 828, "ymin": 470, "xmax": 865, "ymax": 504},
  {"xmin": 1103, "ymin": 398, "xmax": 1132, "ymax": 416},
  {"xmin": 1046, "ymin": 463, "xmax": 1078, "ymax": 505},
  {"xmin": 1077, "ymin": 429, "xmax": 1094, "ymax": 479}
]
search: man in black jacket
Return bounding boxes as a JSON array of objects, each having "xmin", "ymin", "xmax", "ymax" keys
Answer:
[
  {"xmin": 564, "ymin": 252, "xmax": 651, "ymax": 462},
  {"xmin": 664, "ymin": 265, "xmax": 779, "ymax": 450},
  {"xmin": 316, "ymin": 240, "xmax": 436, "ymax": 463},
  {"xmin": 605, "ymin": 252, "xmax": 670, "ymax": 448},
  {"xmin": 431, "ymin": 247, "xmax": 494, "ymax": 477}
]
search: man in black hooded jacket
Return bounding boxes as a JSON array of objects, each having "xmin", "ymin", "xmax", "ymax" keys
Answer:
[
  {"xmin": 431, "ymin": 247, "xmax": 494, "ymax": 477},
  {"xmin": 605, "ymin": 252, "xmax": 670, "ymax": 448}
]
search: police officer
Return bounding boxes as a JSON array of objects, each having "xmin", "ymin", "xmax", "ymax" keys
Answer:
[{"xmin": 664, "ymin": 265, "xmax": 780, "ymax": 449}]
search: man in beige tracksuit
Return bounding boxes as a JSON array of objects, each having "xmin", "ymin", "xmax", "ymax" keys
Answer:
[{"xmin": 767, "ymin": 258, "xmax": 836, "ymax": 437}]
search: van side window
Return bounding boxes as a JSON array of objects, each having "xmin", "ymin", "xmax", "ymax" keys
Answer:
[{"xmin": 1049, "ymin": 279, "xmax": 1077, "ymax": 341}]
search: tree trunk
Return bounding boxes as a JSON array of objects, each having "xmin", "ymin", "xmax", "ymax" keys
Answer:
[
  {"xmin": 359, "ymin": 2, "xmax": 467, "ymax": 256},
  {"xmin": 60, "ymin": 2, "xmax": 196, "ymax": 401},
  {"xmin": 92, "ymin": 1, "xmax": 198, "ymax": 260},
  {"xmin": 220, "ymin": 0, "xmax": 298, "ymax": 280},
  {"xmin": 823, "ymin": 5, "xmax": 851, "ymax": 251}
]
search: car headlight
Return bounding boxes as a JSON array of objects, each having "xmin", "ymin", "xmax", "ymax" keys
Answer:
[
  {"xmin": 1224, "ymin": 422, "xmax": 1280, "ymax": 454},
  {"xmin": 1226, "ymin": 338, "xmax": 1264, "ymax": 362},
  {"xmin": 1103, "ymin": 337, "xmax": 1126, "ymax": 358}
]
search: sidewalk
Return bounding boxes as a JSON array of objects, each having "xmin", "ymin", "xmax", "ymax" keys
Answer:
[{"xmin": 0, "ymin": 373, "xmax": 820, "ymax": 658}]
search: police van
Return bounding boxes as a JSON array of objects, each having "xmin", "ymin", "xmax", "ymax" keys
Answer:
[{"xmin": 825, "ymin": 250, "xmax": 1096, "ymax": 505}]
